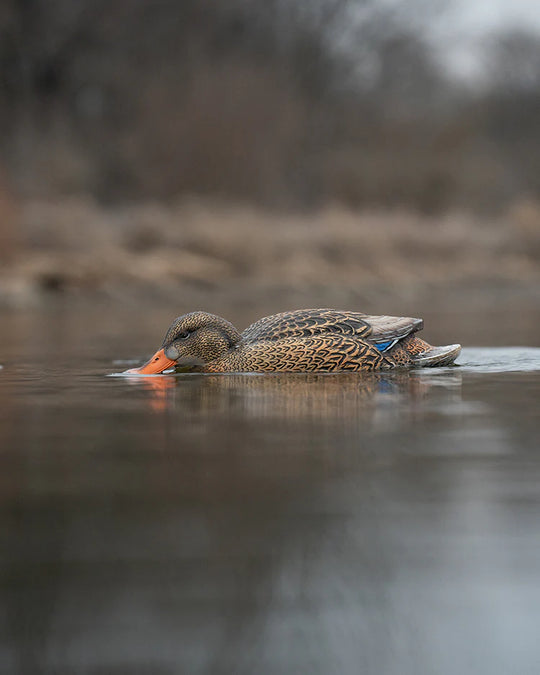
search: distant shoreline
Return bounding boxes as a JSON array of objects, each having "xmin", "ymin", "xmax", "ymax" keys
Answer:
[{"xmin": 1, "ymin": 199, "xmax": 539, "ymax": 323}]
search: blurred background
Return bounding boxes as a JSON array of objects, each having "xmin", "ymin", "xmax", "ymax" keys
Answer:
[{"xmin": 0, "ymin": 0, "xmax": 539, "ymax": 320}]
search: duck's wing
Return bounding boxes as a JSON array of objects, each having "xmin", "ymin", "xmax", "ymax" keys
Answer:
[
  {"xmin": 241, "ymin": 309, "xmax": 373, "ymax": 343},
  {"xmin": 243, "ymin": 309, "xmax": 423, "ymax": 352},
  {"xmin": 362, "ymin": 315, "xmax": 423, "ymax": 351},
  {"xmin": 242, "ymin": 308, "xmax": 422, "ymax": 343}
]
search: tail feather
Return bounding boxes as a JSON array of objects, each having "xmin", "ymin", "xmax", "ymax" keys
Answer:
[
  {"xmin": 412, "ymin": 343, "xmax": 461, "ymax": 367},
  {"xmin": 365, "ymin": 315, "xmax": 423, "ymax": 342}
]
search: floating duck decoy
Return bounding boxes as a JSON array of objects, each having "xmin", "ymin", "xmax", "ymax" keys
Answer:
[{"xmin": 127, "ymin": 309, "xmax": 461, "ymax": 374}]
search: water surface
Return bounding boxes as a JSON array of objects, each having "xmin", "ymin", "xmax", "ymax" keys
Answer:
[{"xmin": 1, "ymin": 308, "xmax": 540, "ymax": 675}]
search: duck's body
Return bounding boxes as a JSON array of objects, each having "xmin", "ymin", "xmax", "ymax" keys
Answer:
[{"xmin": 129, "ymin": 309, "xmax": 461, "ymax": 374}]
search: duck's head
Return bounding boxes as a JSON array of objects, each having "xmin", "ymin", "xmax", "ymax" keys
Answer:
[{"xmin": 128, "ymin": 311, "xmax": 242, "ymax": 374}]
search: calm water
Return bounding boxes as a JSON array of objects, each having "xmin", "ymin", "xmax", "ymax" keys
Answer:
[{"xmin": 1, "ymin": 305, "xmax": 540, "ymax": 674}]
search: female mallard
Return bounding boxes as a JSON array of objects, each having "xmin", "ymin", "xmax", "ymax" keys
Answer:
[{"xmin": 127, "ymin": 309, "xmax": 461, "ymax": 374}]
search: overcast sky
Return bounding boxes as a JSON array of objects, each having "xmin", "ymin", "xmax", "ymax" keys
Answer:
[
  {"xmin": 433, "ymin": 0, "xmax": 540, "ymax": 79},
  {"xmin": 452, "ymin": 0, "xmax": 540, "ymax": 34}
]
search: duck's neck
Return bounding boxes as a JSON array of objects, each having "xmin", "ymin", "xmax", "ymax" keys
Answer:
[
  {"xmin": 201, "ymin": 318, "xmax": 242, "ymax": 362},
  {"xmin": 214, "ymin": 317, "xmax": 242, "ymax": 349}
]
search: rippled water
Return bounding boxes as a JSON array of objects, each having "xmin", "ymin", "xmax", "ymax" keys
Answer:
[
  {"xmin": 457, "ymin": 347, "xmax": 540, "ymax": 373},
  {"xmin": 1, "ymin": 307, "xmax": 540, "ymax": 674}
]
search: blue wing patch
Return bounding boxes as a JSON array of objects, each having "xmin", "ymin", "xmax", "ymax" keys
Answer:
[{"xmin": 374, "ymin": 339, "xmax": 398, "ymax": 352}]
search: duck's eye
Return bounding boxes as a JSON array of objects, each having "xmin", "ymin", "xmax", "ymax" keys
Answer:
[{"xmin": 178, "ymin": 331, "xmax": 190, "ymax": 340}]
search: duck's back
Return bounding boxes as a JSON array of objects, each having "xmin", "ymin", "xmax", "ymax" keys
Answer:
[{"xmin": 241, "ymin": 308, "xmax": 422, "ymax": 346}]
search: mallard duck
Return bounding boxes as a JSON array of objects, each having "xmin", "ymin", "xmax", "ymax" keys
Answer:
[{"xmin": 127, "ymin": 309, "xmax": 461, "ymax": 374}]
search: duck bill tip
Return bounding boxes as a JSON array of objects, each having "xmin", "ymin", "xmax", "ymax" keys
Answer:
[{"xmin": 125, "ymin": 348, "xmax": 176, "ymax": 375}]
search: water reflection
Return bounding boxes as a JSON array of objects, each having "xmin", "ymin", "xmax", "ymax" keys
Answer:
[{"xmin": 122, "ymin": 369, "xmax": 463, "ymax": 427}]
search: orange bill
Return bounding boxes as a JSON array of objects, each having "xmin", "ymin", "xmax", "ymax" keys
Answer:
[{"xmin": 125, "ymin": 348, "xmax": 177, "ymax": 375}]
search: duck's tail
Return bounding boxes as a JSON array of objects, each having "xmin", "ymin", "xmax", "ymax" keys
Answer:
[
  {"xmin": 412, "ymin": 342, "xmax": 461, "ymax": 367},
  {"xmin": 388, "ymin": 336, "xmax": 461, "ymax": 367}
]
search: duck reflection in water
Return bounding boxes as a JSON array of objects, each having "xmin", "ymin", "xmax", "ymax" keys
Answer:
[{"xmin": 124, "ymin": 370, "xmax": 463, "ymax": 429}]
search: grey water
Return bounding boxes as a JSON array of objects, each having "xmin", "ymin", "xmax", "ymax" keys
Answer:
[{"xmin": 1, "ymin": 307, "xmax": 540, "ymax": 675}]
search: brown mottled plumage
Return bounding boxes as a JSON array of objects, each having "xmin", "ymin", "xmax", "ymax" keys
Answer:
[{"xmin": 128, "ymin": 309, "xmax": 461, "ymax": 374}]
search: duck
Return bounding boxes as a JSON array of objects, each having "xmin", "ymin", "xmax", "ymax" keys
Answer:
[{"xmin": 127, "ymin": 309, "xmax": 461, "ymax": 374}]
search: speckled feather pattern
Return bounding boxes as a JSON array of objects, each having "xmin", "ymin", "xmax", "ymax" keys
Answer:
[{"xmin": 205, "ymin": 334, "xmax": 392, "ymax": 372}]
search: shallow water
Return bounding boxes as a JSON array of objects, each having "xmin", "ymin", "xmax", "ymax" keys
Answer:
[{"xmin": 1, "ymin": 307, "xmax": 540, "ymax": 674}]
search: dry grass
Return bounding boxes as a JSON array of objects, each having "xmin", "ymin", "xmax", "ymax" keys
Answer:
[{"xmin": 1, "ymin": 196, "xmax": 539, "ymax": 306}]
